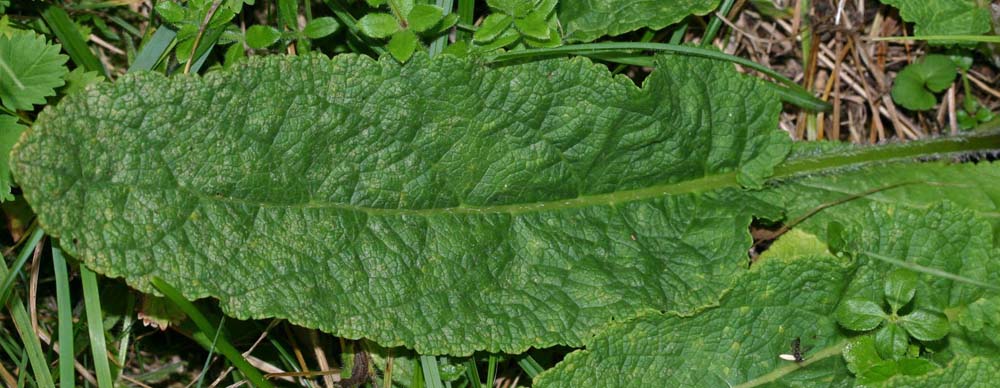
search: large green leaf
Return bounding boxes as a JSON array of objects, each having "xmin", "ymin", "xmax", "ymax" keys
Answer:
[
  {"xmin": 12, "ymin": 53, "xmax": 787, "ymax": 355},
  {"xmin": 880, "ymin": 0, "xmax": 992, "ymax": 38},
  {"xmin": 558, "ymin": 0, "xmax": 720, "ymax": 42},
  {"xmin": 535, "ymin": 253, "xmax": 855, "ymax": 387},
  {"xmin": 835, "ymin": 202, "xmax": 1000, "ymax": 311},
  {"xmin": 536, "ymin": 203, "xmax": 1000, "ymax": 387},
  {"xmin": 11, "ymin": 49, "xmax": 1000, "ymax": 378}
]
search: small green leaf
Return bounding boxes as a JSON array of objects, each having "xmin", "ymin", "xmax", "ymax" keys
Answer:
[
  {"xmin": 440, "ymin": 40, "xmax": 469, "ymax": 57},
  {"xmin": 949, "ymin": 53, "xmax": 974, "ymax": 71},
  {"xmin": 0, "ymin": 30, "xmax": 69, "ymax": 111},
  {"xmin": 957, "ymin": 110, "xmax": 977, "ymax": 130},
  {"xmin": 890, "ymin": 54, "xmax": 957, "ymax": 111},
  {"xmin": 366, "ymin": 0, "xmax": 388, "ymax": 6},
  {"xmin": 358, "ymin": 12, "xmax": 401, "ymax": 39},
  {"xmin": 535, "ymin": 0, "xmax": 557, "ymax": 16},
  {"xmin": 436, "ymin": 13, "xmax": 459, "ymax": 33},
  {"xmin": 884, "ymin": 269, "xmax": 918, "ymax": 313},
  {"xmin": 835, "ymin": 298, "xmax": 886, "ymax": 331},
  {"xmin": 843, "ymin": 335, "xmax": 881, "ymax": 375},
  {"xmin": 900, "ymin": 309, "xmax": 949, "ymax": 341},
  {"xmin": 857, "ymin": 360, "xmax": 899, "ymax": 385},
  {"xmin": 303, "ymin": 17, "xmax": 340, "ymax": 39},
  {"xmin": 174, "ymin": 37, "xmax": 195, "ymax": 62},
  {"xmin": 857, "ymin": 358, "xmax": 937, "ymax": 385},
  {"xmin": 896, "ymin": 357, "xmax": 937, "ymax": 376},
  {"xmin": 513, "ymin": 11, "xmax": 550, "ymax": 40},
  {"xmin": 220, "ymin": 29, "xmax": 245, "ymax": 46},
  {"xmin": 245, "ymin": 25, "xmax": 281, "ymax": 49},
  {"xmin": 524, "ymin": 27, "xmax": 561, "ymax": 48},
  {"xmin": 175, "ymin": 23, "xmax": 199, "ymax": 41},
  {"xmin": 874, "ymin": 323, "xmax": 909, "ymax": 359},
  {"xmin": 0, "ymin": 114, "xmax": 25, "ymax": 202},
  {"xmin": 395, "ymin": 0, "xmax": 415, "ymax": 17},
  {"xmin": 473, "ymin": 13, "xmax": 512, "ymax": 43},
  {"xmin": 155, "ymin": 1, "xmax": 187, "ymax": 24},
  {"xmin": 407, "ymin": 4, "xmax": 444, "ymax": 33},
  {"xmin": 61, "ymin": 67, "xmax": 104, "ymax": 96},
  {"xmin": 919, "ymin": 56, "xmax": 958, "ymax": 92},
  {"xmin": 475, "ymin": 27, "xmax": 520, "ymax": 51},
  {"xmin": 891, "ymin": 71, "xmax": 936, "ymax": 110},
  {"xmin": 487, "ymin": 0, "xmax": 534, "ymax": 18},
  {"xmin": 206, "ymin": 7, "xmax": 238, "ymax": 29},
  {"xmin": 387, "ymin": 29, "xmax": 418, "ymax": 62},
  {"xmin": 963, "ymin": 95, "xmax": 980, "ymax": 115},
  {"xmin": 974, "ymin": 106, "xmax": 994, "ymax": 122},
  {"xmin": 223, "ymin": 41, "xmax": 246, "ymax": 68}
]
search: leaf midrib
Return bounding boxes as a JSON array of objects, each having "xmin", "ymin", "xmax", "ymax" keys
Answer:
[
  {"xmin": 183, "ymin": 172, "xmax": 737, "ymax": 215},
  {"xmin": 179, "ymin": 129, "xmax": 1000, "ymax": 216}
]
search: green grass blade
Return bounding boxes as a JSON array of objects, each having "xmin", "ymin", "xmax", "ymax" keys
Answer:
[
  {"xmin": 456, "ymin": 0, "xmax": 474, "ymax": 40},
  {"xmin": 9, "ymin": 301, "xmax": 56, "ymax": 388},
  {"xmin": 485, "ymin": 42, "xmax": 831, "ymax": 112},
  {"xmin": 587, "ymin": 52, "xmax": 655, "ymax": 67},
  {"xmin": 265, "ymin": 332, "xmax": 302, "ymax": 375},
  {"xmin": 669, "ymin": 23, "xmax": 688, "ymax": 45},
  {"xmin": 80, "ymin": 267, "xmax": 114, "ymax": 387},
  {"xmin": 51, "ymin": 246, "xmax": 75, "ymax": 386},
  {"xmin": 485, "ymin": 354, "xmax": 497, "ymax": 388},
  {"xmin": 0, "ymin": 331, "xmax": 24, "ymax": 369},
  {"xmin": 183, "ymin": 26, "xmax": 224, "ymax": 75},
  {"xmin": 128, "ymin": 27, "xmax": 176, "ymax": 73},
  {"xmin": 15, "ymin": 349, "xmax": 29, "ymax": 387},
  {"xmin": 0, "ymin": 228, "xmax": 45, "ymax": 307},
  {"xmin": 413, "ymin": 356, "xmax": 425, "ymax": 388},
  {"xmin": 763, "ymin": 81, "xmax": 831, "ymax": 112},
  {"xmin": 420, "ymin": 355, "xmax": 445, "ymax": 388},
  {"xmin": 108, "ymin": 15, "xmax": 142, "ymax": 37},
  {"xmin": 700, "ymin": 0, "xmax": 736, "ymax": 46},
  {"xmin": 150, "ymin": 277, "xmax": 273, "ymax": 388},
  {"xmin": 515, "ymin": 355, "xmax": 543, "ymax": 379},
  {"xmin": 463, "ymin": 357, "xmax": 480, "ymax": 388},
  {"xmin": 194, "ymin": 316, "xmax": 225, "ymax": 388},
  {"xmin": 40, "ymin": 5, "xmax": 108, "ymax": 77},
  {"xmin": 187, "ymin": 39, "xmax": 218, "ymax": 75},
  {"xmin": 429, "ymin": 0, "xmax": 454, "ymax": 56},
  {"xmin": 114, "ymin": 293, "xmax": 135, "ymax": 381}
]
